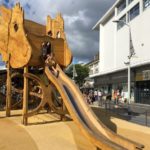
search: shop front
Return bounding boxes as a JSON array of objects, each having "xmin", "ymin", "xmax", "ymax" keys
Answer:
[
  {"xmin": 135, "ymin": 67, "xmax": 150, "ymax": 104},
  {"xmin": 94, "ymin": 69, "xmax": 135, "ymax": 103}
]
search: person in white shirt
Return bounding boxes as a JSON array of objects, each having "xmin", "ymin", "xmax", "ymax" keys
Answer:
[
  {"xmin": 98, "ymin": 90, "xmax": 102, "ymax": 106},
  {"xmin": 94, "ymin": 90, "xmax": 98, "ymax": 101}
]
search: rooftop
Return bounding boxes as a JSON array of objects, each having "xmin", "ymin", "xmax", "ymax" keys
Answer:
[{"xmin": 85, "ymin": 53, "xmax": 99, "ymax": 66}]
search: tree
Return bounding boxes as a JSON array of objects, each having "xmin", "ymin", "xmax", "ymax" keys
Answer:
[{"xmin": 65, "ymin": 64, "xmax": 89, "ymax": 87}]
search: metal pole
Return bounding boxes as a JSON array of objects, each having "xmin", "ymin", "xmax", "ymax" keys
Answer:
[
  {"xmin": 128, "ymin": 25, "xmax": 132, "ymax": 105},
  {"xmin": 113, "ymin": 20, "xmax": 135, "ymax": 104},
  {"xmin": 128, "ymin": 59, "xmax": 131, "ymax": 104}
]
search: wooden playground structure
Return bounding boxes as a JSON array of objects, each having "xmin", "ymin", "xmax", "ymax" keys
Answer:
[
  {"xmin": 0, "ymin": 3, "xmax": 145, "ymax": 150},
  {"xmin": 0, "ymin": 3, "xmax": 72, "ymax": 124}
]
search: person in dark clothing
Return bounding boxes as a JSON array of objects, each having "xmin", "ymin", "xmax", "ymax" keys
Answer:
[
  {"xmin": 91, "ymin": 95, "xmax": 95, "ymax": 103},
  {"xmin": 41, "ymin": 42, "xmax": 51, "ymax": 60},
  {"xmin": 47, "ymin": 30, "xmax": 52, "ymax": 37}
]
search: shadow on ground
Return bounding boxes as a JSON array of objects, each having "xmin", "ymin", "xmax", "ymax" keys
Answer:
[{"xmin": 91, "ymin": 106, "xmax": 127, "ymax": 133}]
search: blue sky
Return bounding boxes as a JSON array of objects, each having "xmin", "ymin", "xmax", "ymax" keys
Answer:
[
  {"xmin": 0, "ymin": 55, "xmax": 5, "ymax": 66},
  {"xmin": 0, "ymin": 60, "xmax": 5, "ymax": 66},
  {"xmin": 0, "ymin": 0, "xmax": 116, "ymax": 65}
]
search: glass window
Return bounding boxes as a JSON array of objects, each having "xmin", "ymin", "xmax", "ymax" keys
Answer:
[
  {"xmin": 144, "ymin": 0, "xmax": 150, "ymax": 9},
  {"xmin": 117, "ymin": 15, "xmax": 126, "ymax": 30},
  {"xmin": 94, "ymin": 68, "xmax": 99, "ymax": 74},
  {"xmin": 89, "ymin": 70, "xmax": 93, "ymax": 75},
  {"xmin": 128, "ymin": 0, "xmax": 134, "ymax": 4},
  {"xmin": 117, "ymin": 0, "xmax": 126, "ymax": 14},
  {"xmin": 128, "ymin": 3, "xmax": 139, "ymax": 21}
]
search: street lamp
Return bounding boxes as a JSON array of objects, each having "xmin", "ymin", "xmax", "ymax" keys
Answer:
[{"xmin": 113, "ymin": 20, "xmax": 135, "ymax": 104}]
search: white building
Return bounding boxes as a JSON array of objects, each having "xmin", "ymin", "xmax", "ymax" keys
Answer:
[
  {"xmin": 93, "ymin": 0, "xmax": 150, "ymax": 104},
  {"xmin": 86, "ymin": 53, "xmax": 100, "ymax": 77},
  {"xmin": 82, "ymin": 54, "xmax": 99, "ymax": 90}
]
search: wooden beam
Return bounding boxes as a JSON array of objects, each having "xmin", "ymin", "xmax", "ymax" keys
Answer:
[
  {"xmin": 22, "ymin": 66, "xmax": 28, "ymax": 125},
  {"xmin": 6, "ymin": 55, "xmax": 11, "ymax": 117},
  {"xmin": 60, "ymin": 101, "xmax": 66, "ymax": 121}
]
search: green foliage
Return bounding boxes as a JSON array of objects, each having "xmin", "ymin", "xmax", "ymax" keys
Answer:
[{"xmin": 65, "ymin": 64, "xmax": 89, "ymax": 86}]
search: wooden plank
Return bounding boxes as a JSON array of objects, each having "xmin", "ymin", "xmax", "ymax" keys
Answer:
[
  {"xmin": 24, "ymin": 20, "xmax": 46, "ymax": 36},
  {"xmin": 22, "ymin": 66, "xmax": 28, "ymax": 125}
]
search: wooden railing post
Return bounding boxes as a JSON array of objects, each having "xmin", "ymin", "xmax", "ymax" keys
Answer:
[{"xmin": 22, "ymin": 66, "xmax": 28, "ymax": 125}]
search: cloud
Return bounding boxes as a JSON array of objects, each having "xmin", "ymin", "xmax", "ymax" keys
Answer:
[{"xmin": 0, "ymin": 0, "xmax": 116, "ymax": 63}]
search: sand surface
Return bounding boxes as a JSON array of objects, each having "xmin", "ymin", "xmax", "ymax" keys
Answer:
[
  {"xmin": 0, "ymin": 110, "xmax": 95, "ymax": 150},
  {"xmin": 0, "ymin": 108, "xmax": 150, "ymax": 150}
]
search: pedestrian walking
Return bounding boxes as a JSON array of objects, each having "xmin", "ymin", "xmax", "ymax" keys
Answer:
[
  {"xmin": 98, "ymin": 90, "xmax": 102, "ymax": 106},
  {"xmin": 94, "ymin": 90, "xmax": 98, "ymax": 101}
]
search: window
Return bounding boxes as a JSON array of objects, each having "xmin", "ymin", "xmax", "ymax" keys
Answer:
[
  {"xmin": 117, "ymin": 0, "xmax": 126, "ymax": 14},
  {"xmin": 128, "ymin": 3, "xmax": 139, "ymax": 21},
  {"xmin": 117, "ymin": 15, "xmax": 126, "ymax": 30},
  {"xmin": 128, "ymin": 0, "xmax": 134, "ymax": 4},
  {"xmin": 94, "ymin": 68, "xmax": 99, "ymax": 74},
  {"xmin": 144, "ymin": 0, "xmax": 150, "ymax": 9},
  {"xmin": 89, "ymin": 70, "xmax": 93, "ymax": 75}
]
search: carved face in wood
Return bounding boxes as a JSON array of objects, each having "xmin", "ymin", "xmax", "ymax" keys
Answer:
[{"xmin": 0, "ymin": 4, "xmax": 32, "ymax": 68}]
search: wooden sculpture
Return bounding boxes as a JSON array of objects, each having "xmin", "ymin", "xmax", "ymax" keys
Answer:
[
  {"xmin": 0, "ymin": 3, "xmax": 72, "ymax": 68},
  {"xmin": 0, "ymin": 3, "xmax": 71, "ymax": 122},
  {"xmin": 0, "ymin": 3, "xmax": 144, "ymax": 150}
]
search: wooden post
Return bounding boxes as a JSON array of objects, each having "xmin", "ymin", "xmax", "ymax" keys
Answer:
[
  {"xmin": 22, "ymin": 66, "xmax": 28, "ymax": 125},
  {"xmin": 61, "ymin": 102, "xmax": 67, "ymax": 121},
  {"xmin": 6, "ymin": 55, "xmax": 11, "ymax": 117}
]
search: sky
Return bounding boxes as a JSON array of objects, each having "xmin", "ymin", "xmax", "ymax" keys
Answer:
[{"xmin": 0, "ymin": 0, "xmax": 116, "ymax": 65}]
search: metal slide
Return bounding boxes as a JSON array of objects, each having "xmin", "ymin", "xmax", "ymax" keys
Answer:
[{"xmin": 45, "ymin": 65, "xmax": 144, "ymax": 150}]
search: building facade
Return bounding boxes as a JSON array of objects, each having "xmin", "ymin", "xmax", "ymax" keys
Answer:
[
  {"xmin": 86, "ymin": 53, "xmax": 100, "ymax": 77},
  {"xmin": 93, "ymin": 0, "xmax": 150, "ymax": 104},
  {"xmin": 82, "ymin": 54, "xmax": 100, "ymax": 90}
]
